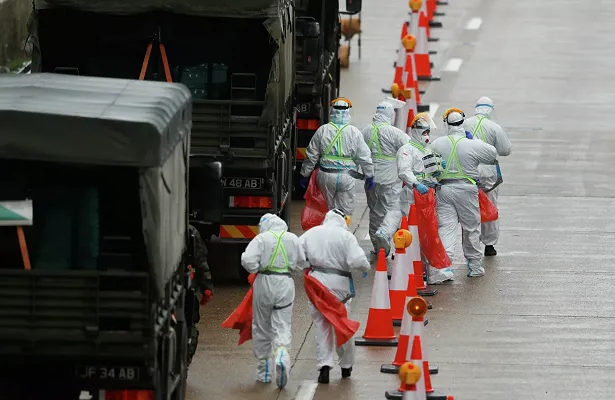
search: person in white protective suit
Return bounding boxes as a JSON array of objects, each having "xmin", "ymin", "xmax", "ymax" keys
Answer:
[
  {"xmin": 241, "ymin": 213, "xmax": 307, "ymax": 388},
  {"xmin": 300, "ymin": 98, "xmax": 375, "ymax": 220},
  {"xmin": 299, "ymin": 209, "xmax": 371, "ymax": 384},
  {"xmin": 375, "ymin": 113, "xmax": 454, "ymax": 284},
  {"xmin": 463, "ymin": 97, "xmax": 513, "ymax": 257},
  {"xmin": 431, "ymin": 109, "xmax": 498, "ymax": 277},
  {"xmin": 361, "ymin": 101, "xmax": 411, "ymax": 254}
]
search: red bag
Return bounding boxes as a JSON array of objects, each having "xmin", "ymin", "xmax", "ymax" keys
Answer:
[
  {"xmin": 479, "ymin": 189, "xmax": 498, "ymax": 223},
  {"xmin": 413, "ymin": 188, "xmax": 451, "ymax": 269},
  {"xmin": 301, "ymin": 169, "xmax": 329, "ymax": 231},
  {"xmin": 303, "ymin": 270, "xmax": 360, "ymax": 346},
  {"xmin": 220, "ymin": 273, "xmax": 257, "ymax": 346}
]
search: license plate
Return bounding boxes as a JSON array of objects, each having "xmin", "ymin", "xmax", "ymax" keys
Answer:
[
  {"xmin": 76, "ymin": 366, "xmax": 140, "ymax": 381},
  {"xmin": 222, "ymin": 177, "xmax": 263, "ymax": 190}
]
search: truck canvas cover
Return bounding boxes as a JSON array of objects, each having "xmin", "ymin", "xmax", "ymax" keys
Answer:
[
  {"xmin": 0, "ymin": 73, "xmax": 192, "ymax": 297},
  {"xmin": 35, "ymin": 0, "xmax": 286, "ymax": 18},
  {"xmin": 30, "ymin": 0, "xmax": 294, "ymax": 133}
]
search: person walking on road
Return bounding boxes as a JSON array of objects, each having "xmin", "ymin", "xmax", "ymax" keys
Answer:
[
  {"xmin": 299, "ymin": 98, "xmax": 375, "ymax": 222},
  {"xmin": 240, "ymin": 214, "xmax": 306, "ymax": 388},
  {"xmin": 300, "ymin": 209, "xmax": 371, "ymax": 384},
  {"xmin": 431, "ymin": 108, "xmax": 498, "ymax": 278},
  {"xmin": 361, "ymin": 101, "xmax": 410, "ymax": 254},
  {"xmin": 463, "ymin": 97, "xmax": 513, "ymax": 257}
]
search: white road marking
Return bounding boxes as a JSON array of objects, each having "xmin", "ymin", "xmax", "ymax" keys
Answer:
[
  {"xmin": 466, "ymin": 17, "xmax": 483, "ymax": 30},
  {"xmin": 428, "ymin": 103, "xmax": 440, "ymax": 120},
  {"xmin": 443, "ymin": 58, "xmax": 463, "ymax": 72},
  {"xmin": 294, "ymin": 380, "xmax": 319, "ymax": 400},
  {"xmin": 364, "ymin": 232, "xmax": 370, "ymax": 240}
]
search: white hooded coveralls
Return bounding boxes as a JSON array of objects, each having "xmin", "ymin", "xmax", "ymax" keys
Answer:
[
  {"xmin": 431, "ymin": 125, "xmax": 498, "ymax": 276},
  {"xmin": 377, "ymin": 122, "xmax": 454, "ymax": 284},
  {"xmin": 463, "ymin": 98, "xmax": 512, "ymax": 246},
  {"xmin": 300, "ymin": 106, "xmax": 374, "ymax": 218},
  {"xmin": 361, "ymin": 102, "xmax": 409, "ymax": 252},
  {"xmin": 241, "ymin": 214, "xmax": 306, "ymax": 384},
  {"xmin": 299, "ymin": 211, "xmax": 370, "ymax": 371}
]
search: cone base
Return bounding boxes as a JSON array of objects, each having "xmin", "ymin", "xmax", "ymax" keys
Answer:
[
  {"xmin": 380, "ymin": 363, "xmax": 439, "ymax": 375},
  {"xmin": 418, "ymin": 287, "xmax": 439, "ymax": 296},
  {"xmin": 355, "ymin": 337, "xmax": 398, "ymax": 347},
  {"xmin": 436, "ymin": 1, "xmax": 449, "ymax": 5},
  {"xmin": 418, "ymin": 76, "xmax": 442, "ymax": 82},
  {"xmin": 386, "ymin": 390, "xmax": 449, "ymax": 400},
  {"xmin": 435, "ymin": 12, "xmax": 445, "ymax": 16},
  {"xmin": 381, "ymin": 88, "xmax": 393, "ymax": 94},
  {"xmin": 429, "ymin": 21, "xmax": 444, "ymax": 28},
  {"xmin": 428, "ymin": 37, "xmax": 440, "ymax": 42},
  {"xmin": 429, "ymin": 50, "xmax": 437, "ymax": 55}
]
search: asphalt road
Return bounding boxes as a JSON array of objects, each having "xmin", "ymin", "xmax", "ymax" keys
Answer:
[{"xmin": 187, "ymin": 0, "xmax": 615, "ymax": 399}]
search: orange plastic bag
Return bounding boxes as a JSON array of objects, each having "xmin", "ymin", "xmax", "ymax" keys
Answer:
[
  {"xmin": 479, "ymin": 189, "xmax": 498, "ymax": 223},
  {"xmin": 413, "ymin": 188, "xmax": 451, "ymax": 269},
  {"xmin": 220, "ymin": 273, "xmax": 257, "ymax": 346},
  {"xmin": 304, "ymin": 270, "xmax": 360, "ymax": 346},
  {"xmin": 301, "ymin": 169, "xmax": 329, "ymax": 231}
]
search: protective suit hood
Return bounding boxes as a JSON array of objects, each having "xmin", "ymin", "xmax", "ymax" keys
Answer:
[
  {"xmin": 323, "ymin": 210, "xmax": 348, "ymax": 229},
  {"xmin": 258, "ymin": 213, "xmax": 288, "ymax": 233},
  {"xmin": 373, "ymin": 102, "xmax": 395, "ymax": 125},
  {"xmin": 475, "ymin": 96, "xmax": 494, "ymax": 119},
  {"xmin": 447, "ymin": 125, "xmax": 466, "ymax": 136}
]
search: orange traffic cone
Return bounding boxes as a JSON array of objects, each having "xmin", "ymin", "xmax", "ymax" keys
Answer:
[
  {"xmin": 389, "ymin": 229, "xmax": 413, "ymax": 324},
  {"xmin": 386, "ymin": 298, "xmax": 450, "ymax": 400},
  {"xmin": 383, "ymin": 275, "xmax": 438, "ymax": 375},
  {"xmin": 392, "ymin": 362, "xmax": 423, "ymax": 400},
  {"xmin": 355, "ymin": 249, "xmax": 398, "ymax": 347},
  {"xmin": 407, "ymin": 205, "xmax": 437, "ymax": 296},
  {"xmin": 415, "ymin": 11, "xmax": 440, "ymax": 81}
]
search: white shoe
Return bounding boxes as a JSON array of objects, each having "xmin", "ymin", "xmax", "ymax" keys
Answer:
[
  {"xmin": 427, "ymin": 267, "xmax": 454, "ymax": 284},
  {"xmin": 273, "ymin": 347, "xmax": 290, "ymax": 389}
]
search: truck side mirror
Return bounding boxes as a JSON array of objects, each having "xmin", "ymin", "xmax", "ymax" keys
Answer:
[{"xmin": 346, "ymin": 0, "xmax": 362, "ymax": 14}]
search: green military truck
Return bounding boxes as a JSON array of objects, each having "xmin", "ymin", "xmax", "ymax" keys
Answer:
[
  {"xmin": 0, "ymin": 73, "xmax": 192, "ymax": 399},
  {"xmin": 26, "ymin": 0, "xmax": 360, "ymax": 279}
]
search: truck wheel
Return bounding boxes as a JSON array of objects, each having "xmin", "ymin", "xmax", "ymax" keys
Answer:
[{"xmin": 172, "ymin": 321, "xmax": 188, "ymax": 400}]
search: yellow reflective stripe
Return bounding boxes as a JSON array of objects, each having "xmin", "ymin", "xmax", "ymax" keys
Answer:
[
  {"xmin": 322, "ymin": 123, "xmax": 353, "ymax": 162},
  {"xmin": 441, "ymin": 136, "xmax": 476, "ymax": 185},
  {"xmin": 264, "ymin": 231, "xmax": 291, "ymax": 273},
  {"xmin": 368, "ymin": 123, "xmax": 395, "ymax": 160},
  {"xmin": 472, "ymin": 116, "xmax": 488, "ymax": 142}
]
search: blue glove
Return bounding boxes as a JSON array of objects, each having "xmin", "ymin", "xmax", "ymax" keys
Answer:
[
  {"xmin": 299, "ymin": 176, "xmax": 309, "ymax": 189},
  {"xmin": 415, "ymin": 183, "xmax": 429, "ymax": 194},
  {"xmin": 441, "ymin": 159, "xmax": 447, "ymax": 169},
  {"xmin": 362, "ymin": 272, "xmax": 368, "ymax": 278},
  {"xmin": 364, "ymin": 176, "xmax": 375, "ymax": 191},
  {"xmin": 465, "ymin": 130, "xmax": 474, "ymax": 139}
]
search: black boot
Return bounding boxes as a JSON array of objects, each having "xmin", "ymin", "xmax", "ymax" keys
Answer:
[
  {"xmin": 318, "ymin": 366, "xmax": 330, "ymax": 384},
  {"xmin": 341, "ymin": 367, "xmax": 352, "ymax": 378},
  {"xmin": 484, "ymin": 245, "xmax": 497, "ymax": 256}
]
